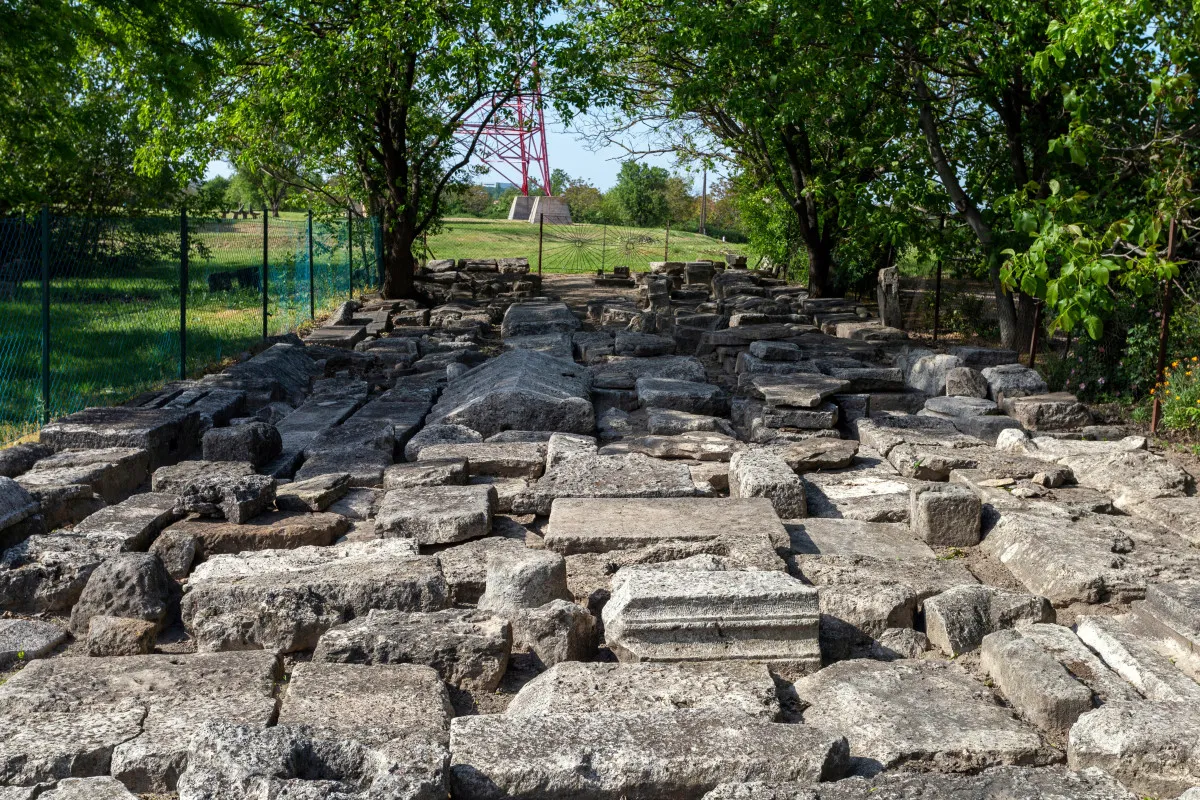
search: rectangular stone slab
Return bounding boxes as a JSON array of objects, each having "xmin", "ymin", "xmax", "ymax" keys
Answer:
[
  {"xmin": 39, "ymin": 407, "xmax": 200, "ymax": 469},
  {"xmin": 500, "ymin": 301, "xmax": 580, "ymax": 338},
  {"xmin": 747, "ymin": 374, "xmax": 851, "ymax": 409},
  {"xmin": 546, "ymin": 497, "xmax": 784, "ymax": 570},
  {"xmin": 449, "ymin": 709, "xmax": 849, "ymax": 800},
  {"xmin": 511, "ymin": 453, "xmax": 699, "ymax": 516},
  {"xmin": 602, "ymin": 569, "xmax": 820, "ymax": 669}
]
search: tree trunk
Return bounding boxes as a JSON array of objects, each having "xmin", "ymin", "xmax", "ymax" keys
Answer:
[
  {"xmin": 380, "ymin": 207, "xmax": 416, "ymax": 299},
  {"xmin": 806, "ymin": 240, "xmax": 836, "ymax": 298}
]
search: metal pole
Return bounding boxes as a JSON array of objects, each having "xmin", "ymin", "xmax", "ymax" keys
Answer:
[
  {"xmin": 932, "ymin": 259, "xmax": 942, "ymax": 344},
  {"xmin": 537, "ymin": 214, "xmax": 544, "ymax": 277},
  {"xmin": 1027, "ymin": 300, "xmax": 1042, "ymax": 369},
  {"xmin": 261, "ymin": 206, "xmax": 269, "ymax": 338},
  {"xmin": 601, "ymin": 223, "xmax": 607, "ymax": 272},
  {"xmin": 180, "ymin": 208, "xmax": 188, "ymax": 380},
  {"xmin": 664, "ymin": 220, "xmax": 670, "ymax": 261},
  {"xmin": 39, "ymin": 205, "xmax": 50, "ymax": 425},
  {"xmin": 307, "ymin": 210, "xmax": 315, "ymax": 319},
  {"xmin": 1150, "ymin": 218, "xmax": 1178, "ymax": 434},
  {"xmin": 347, "ymin": 210, "xmax": 354, "ymax": 298}
]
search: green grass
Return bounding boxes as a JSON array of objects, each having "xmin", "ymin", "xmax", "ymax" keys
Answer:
[{"xmin": 0, "ymin": 215, "xmax": 740, "ymax": 445}]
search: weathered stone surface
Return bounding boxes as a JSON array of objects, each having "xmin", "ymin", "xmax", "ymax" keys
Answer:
[
  {"xmin": 200, "ymin": 422, "xmax": 281, "ymax": 468},
  {"xmin": 803, "ymin": 452, "xmax": 916, "ymax": 523},
  {"xmin": 980, "ymin": 629, "xmax": 1095, "ymax": 737},
  {"xmin": 1075, "ymin": 614, "xmax": 1200, "ymax": 701},
  {"xmin": 0, "ymin": 617, "xmax": 66, "ymax": 666},
  {"xmin": 72, "ymin": 491, "xmax": 180, "ymax": 549},
  {"xmin": 752, "ymin": 401, "xmax": 839, "ymax": 432},
  {"xmin": 0, "ymin": 651, "xmax": 280, "ymax": 792},
  {"xmin": 1002, "ymin": 393, "xmax": 1092, "ymax": 430},
  {"xmin": 500, "ymin": 300, "xmax": 580, "ymax": 338},
  {"xmin": 182, "ymin": 539, "xmax": 448, "ymax": 653},
  {"xmin": 1016, "ymin": 622, "xmax": 1140, "ymax": 704},
  {"xmin": 796, "ymin": 659, "xmax": 1049, "ymax": 772},
  {"xmin": 909, "ymin": 483, "xmax": 981, "ymax": 547},
  {"xmin": 403, "ymin": 423, "xmax": 482, "ymax": 461},
  {"xmin": 376, "ymin": 484, "xmax": 495, "ymax": 545},
  {"xmin": 1136, "ymin": 580, "xmax": 1200, "ymax": 652},
  {"xmin": 924, "ymin": 395, "xmax": 998, "ymax": 417},
  {"xmin": 69, "ymin": 552, "xmax": 172, "ymax": 635},
  {"xmin": 418, "ymin": 441, "xmax": 546, "ymax": 478},
  {"xmin": 449, "ymin": 710, "xmax": 850, "ymax": 800},
  {"xmin": 503, "ymin": 332, "xmax": 573, "ymax": 359},
  {"xmin": 945, "ymin": 366, "xmax": 990, "ymax": 398},
  {"xmin": 37, "ymin": 777, "xmax": 140, "ymax": 800},
  {"xmin": 0, "ymin": 477, "xmax": 39, "ymax": 540},
  {"xmin": 546, "ymin": 497, "xmax": 784, "ymax": 571},
  {"xmin": 507, "ymin": 660, "xmax": 780, "ymax": 720},
  {"xmin": 85, "ymin": 614, "xmax": 157, "ymax": 656},
  {"xmin": 162, "ymin": 510, "xmax": 349, "ymax": 560},
  {"xmin": 980, "ymin": 510, "xmax": 1200, "ymax": 606},
  {"xmin": 260, "ymin": 389, "xmax": 363, "ymax": 478},
  {"xmin": 39, "ymin": 406, "xmax": 200, "ymax": 469},
  {"xmin": 747, "ymin": 374, "xmax": 850, "ymax": 409},
  {"xmin": 383, "ymin": 457, "xmax": 468, "ymax": 489},
  {"xmin": 778, "ymin": 439, "xmax": 858, "ymax": 472},
  {"xmin": 924, "ymin": 585, "xmax": 1054, "ymax": 655},
  {"xmin": 0, "ymin": 443, "xmax": 52, "ymax": 479},
  {"xmin": 730, "ymin": 450, "xmax": 807, "ymax": 518},
  {"xmin": 152, "ymin": 461, "xmax": 275, "ymax": 524},
  {"xmin": 646, "ymin": 408, "xmax": 736, "ymax": 437},
  {"xmin": 0, "ymin": 531, "xmax": 121, "ymax": 613},
  {"xmin": 512, "ymin": 453, "xmax": 699, "ymax": 515},
  {"xmin": 592, "ymin": 355, "xmax": 708, "ymax": 389},
  {"xmin": 478, "ymin": 548, "xmax": 571, "ymax": 617},
  {"xmin": 749, "ymin": 340, "xmax": 803, "ymax": 361},
  {"xmin": 1125, "ymin": 495, "xmax": 1200, "ymax": 545},
  {"xmin": 615, "ymin": 331, "xmax": 675, "ymax": 357},
  {"xmin": 434, "ymin": 533, "xmax": 528, "ymax": 606},
  {"xmin": 603, "ymin": 432, "xmax": 744, "ymax": 462},
  {"xmin": 1068, "ymin": 701, "xmax": 1200, "ymax": 797},
  {"xmin": 603, "ymin": 568, "xmax": 820, "ymax": 670},
  {"xmin": 512, "ymin": 599, "xmax": 598, "ymax": 666},
  {"xmin": 19, "ymin": 447, "xmax": 150, "ymax": 504},
  {"xmin": 274, "ymin": 472, "xmax": 349, "ymax": 512},
  {"xmin": 903, "ymin": 353, "xmax": 963, "ymax": 396},
  {"xmin": 1060, "ymin": 448, "xmax": 1190, "ymax": 510},
  {"xmin": 637, "ymin": 377, "xmax": 729, "ymax": 416},
  {"xmin": 313, "ymin": 607, "xmax": 511, "ymax": 691},
  {"xmin": 278, "ymin": 661, "xmax": 452, "ymax": 747},
  {"xmin": 981, "ymin": 364, "xmax": 1048, "ymax": 403},
  {"xmin": 701, "ymin": 767, "xmax": 1138, "ymax": 800}
]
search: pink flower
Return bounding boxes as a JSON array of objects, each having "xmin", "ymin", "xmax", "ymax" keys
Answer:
[{"xmin": 1079, "ymin": 382, "xmax": 1086, "ymax": 389}]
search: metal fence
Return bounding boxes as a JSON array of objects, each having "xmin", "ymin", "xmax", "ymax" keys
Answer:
[
  {"xmin": 0, "ymin": 209, "xmax": 380, "ymax": 445},
  {"xmin": 419, "ymin": 217, "xmax": 748, "ymax": 273}
]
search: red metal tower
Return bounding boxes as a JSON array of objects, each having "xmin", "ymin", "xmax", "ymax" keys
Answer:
[{"xmin": 456, "ymin": 68, "xmax": 552, "ymax": 196}]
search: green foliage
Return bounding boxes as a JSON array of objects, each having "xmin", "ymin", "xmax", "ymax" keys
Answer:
[{"xmin": 607, "ymin": 162, "xmax": 671, "ymax": 227}]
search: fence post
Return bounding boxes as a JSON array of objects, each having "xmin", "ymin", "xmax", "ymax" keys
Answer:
[
  {"xmin": 261, "ymin": 206, "xmax": 269, "ymax": 338},
  {"xmin": 664, "ymin": 220, "xmax": 670, "ymax": 261},
  {"xmin": 932, "ymin": 259, "xmax": 942, "ymax": 344},
  {"xmin": 179, "ymin": 208, "xmax": 188, "ymax": 380},
  {"xmin": 374, "ymin": 214, "xmax": 383, "ymax": 288},
  {"xmin": 1150, "ymin": 218, "xmax": 1178, "ymax": 434},
  {"xmin": 307, "ymin": 209, "xmax": 315, "ymax": 320},
  {"xmin": 1027, "ymin": 300, "xmax": 1042, "ymax": 369},
  {"xmin": 347, "ymin": 210, "xmax": 354, "ymax": 298},
  {"xmin": 39, "ymin": 205, "xmax": 50, "ymax": 425},
  {"xmin": 537, "ymin": 215, "xmax": 544, "ymax": 277},
  {"xmin": 601, "ymin": 223, "xmax": 607, "ymax": 272}
]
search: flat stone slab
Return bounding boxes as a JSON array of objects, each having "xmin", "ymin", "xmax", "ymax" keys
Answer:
[
  {"xmin": 313, "ymin": 607, "xmax": 511, "ymax": 691},
  {"xmin": 1059, "ymin": 448, "xmax": 1190, "ymax": 511},
  {"xmin": 449, "ymin": 710, "xmax": 850, "ymax": 800},
  {"xmin": 646, "ymin": 408, "xmax": 736, "ymax": 436},
  {"xmin": 161, "ymin": 510, "xmax": 349, "ymax": 560},
  {"xmin": 804, "ymin": 465, "xmax": 916, "ymax": 523},
  {"xmin": 980, "ymin": 509, "xmax": 1200, "ymax": 606},
  {"xmin": 182, "ymin": 539, "xmax": 448, "ymax": 653},
  {"xmin": 796, "ymin": 659, "xmax": 1050, "ymax": 772},
  {"xmin": 506, "ymin": 660, "xmax": 781, "ymax": 720},
  {"xmin": 702, "ymin": 766, "xmax": 1138, "ymax": 800},
  {"xmin": 0, "ymin": 617, "xmax": 67, "ymax": 667},
  {"xmin": 418, "ymin": 441, "xmax": 546, "ymax": 478},
  {"xmin": 546, "ymin": 497, "xmax": 784, "ymax": 570},
  {"xmin": 425, "ymin": 349, "xmax": 594, "ymax": 438},
  {"xmin": 303, "ymin": 324, "xmax": 367, "ymax": 349},
  {"xmin": 777, "ymin": 438, "xmax": 858, "ymax": 472},
  {"xmin": 747, "ymin": 374, "xmax": 851, "ymax": 409},
  {"xmin": 511, "ymin": 453, "xmax": 699, "ymax": 515},
  {"xmin": 1001, "ymin": 393, "xmax": 1092, "ymax": 430},
  {"xmin": 18, "ymin": 447, "xmax": 150, "ymax": 504},
  {"xmin": 924, "ymin": 395, "xmax": 999, "ymax": 417},
  {"xmin": 924, "ymin": 585, "xmax": 1053, "ymax": 655},
  {"xmin": 72, "ymin": 491, "xmax": 181, "ymax": 549},
  {"xmin": 39, "ymin": 406, "xmax": 200, "ymax": 469},
  {"xmin": 1075, "ymin": 614, "xmax": 1200, "ymax": 702},
  {"xmin": 0, "ymin": 651, "xmax": 279, "ymax": 792},
  {"xmin": 980, "ymin": 629, "xmax": 1096, "ymax": 738},
  {"xmin": 278, "ymin": 661, "xmax": 451, "ymax": 748},
  {"xmin": 1136, "ymin": 580, "xmax": 1200, "ymax": 652},
  {"xmin": 591, "ymin": 355, "xmax": 708, "ymax": 389},
  {"xmin": 500, "ymin": 301, "xmax": 580, "ymax": 338},
  {"xmin": 636, "ymin": 377, "xmax": 729, "ymax": 416},
  {"xmin": 601, "ymin": 432, "xmax": 745, "ymax": 462},
  {"xmin": 152, "ymin": 461, "xmax": 275, "ymax": 523},
  {"xmin": 376, "ymin": 484, "xmax": 495, "ymax": 545},
  {"xmin": 603, "ymin": 568, "xmax": 820, "ymax": 669},
  {"xmin": 0, "ymin": 530, "xmax": 130, "ymax": 614},
  {"xmin": 1068, "ymin": 701, "xmax": 1200, "ymax": 797}
]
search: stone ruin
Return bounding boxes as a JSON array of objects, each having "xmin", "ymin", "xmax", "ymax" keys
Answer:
[{"xmin": 0, "ymin": 263, "xmax": 1199, "ymax": 800}]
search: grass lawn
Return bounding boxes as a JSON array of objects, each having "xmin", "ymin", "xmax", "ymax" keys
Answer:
[{"xmin": 0, "ymin": 215, "xmax": 743, "ymax": 444}]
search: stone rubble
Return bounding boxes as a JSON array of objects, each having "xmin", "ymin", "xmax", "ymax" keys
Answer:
[{"xmin": 0, "ymin": 279, "xmax": 1194, "ymax": 800}]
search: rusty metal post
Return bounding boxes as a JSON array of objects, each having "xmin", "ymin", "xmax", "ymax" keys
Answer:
[
  {"xmin": 537, "ymin": 215, "xmax": 544, "ymax": 277},
  {"xmin": 1150, "ymin": 220, "xmax": 1178, "ymax": 433}
]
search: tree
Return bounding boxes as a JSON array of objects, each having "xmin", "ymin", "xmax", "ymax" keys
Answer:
[
  {"xmin": 608, "ymin": 161, "xmax": 670, "ymax": 227},
  {"xmin": 215, "ymin": 0, "xmax": 573, "ymax": 299},
  {"xmin": 664, "ymin": 175, "xmax": 695, "ymax": 227}
]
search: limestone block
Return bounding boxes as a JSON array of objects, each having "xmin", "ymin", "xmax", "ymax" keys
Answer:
[
  {"xmin": 375, "ymin": 484, "xmax": 495, "ymax": 545},
  {"xmin": 909, "ymin": 483, "xmax": 981, "ymax": 547},
  {"xmin": 730, "ymin": 450, "xmax": 808, "ymax": 518},
  {"xmin": 924, "ymin": 585, "xmax": 1053, "ymax": 655}
]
